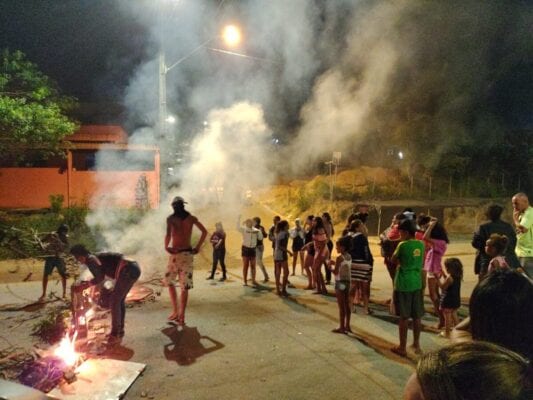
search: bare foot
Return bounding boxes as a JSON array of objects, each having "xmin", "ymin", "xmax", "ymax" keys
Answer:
[
  {"xmin": 38, "ymin": 296, "xmax": 45, "ymax": 303},
  {"xmin": 332, "ymin": 328, "xmax": 346, "ymax": 334},
  {"xmin": 281, "ymin": 291, "xmax": 289, "ymax": 297},
  {"xmin": 345, "ymin": 327, "xmax": 353, "ymax": 333},
  {"xmin": 410, "ymin": 345, "xmax": 423, "ymax": 355},
  {"xmin": 251, "ymin": 281, "xmax": 259, "ymax": 286},
  {"xmin": 168, "ymin": 312, "xmax": 179, "ymax": 321},
  {"xmin": 391, "ymin": 347, "xmax": 407, "ymax": 357}
]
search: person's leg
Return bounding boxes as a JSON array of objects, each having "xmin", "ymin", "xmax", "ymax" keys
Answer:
[
  {"xmin": 291, "ymin": 252, "xmax": 297, "ymax": 276},
  {"xmin": 250, "ymin": 258, "xmax": 258, "ymax": 285},
  {"xmin": 397, "ymin": 318, "xmax": 408, "ymax": 353},
  {"xmin": 349, "ymin": 281, "xmax": 357, "ymax": 313},
  {"xmin": 452, "ymin": 309, "xmax": 459, "ymax": 326},
  {"xmin": 40, "ymin": 274, "xmax": 49, "ymax": 300},
  {"xmin": 168, "ymin": 285, "xmax": 179, "ymax": 319},
  {"xmin": 60, "ymin": 275, "xmax": 67, "ymax": 298},
  {"xmin": 299, "ymin": 251, "xmax": 305, "ymax": 275},
  {"xmin": 274, "ymin": 261, "xmax": 281, "ymax": 294},
  {"xmin": 256, "ymin": 245, "xmax": 268, "ymax": 281},
  {"xmin": 442, "ymin": 309, "xmax": 452, "ymax": 337},
  {"xmin": 242, "ymin": 257, "xmax": 249, "ymax": 285},
  {"xmin": 412, "ymin": 318, "xmax": 422, "ymax": 351},
  {"xmin": 208, "ymin": 250, "xmax": 218, "ymax": 279},
  {"xmin": 281, "ymin": 261, "xmax": 289, "ymax": 294},
  {"xmin": 110, "ymin": 270, "xmax": 137, "ymax": 337},
  {"xmin": 179, "ymin": 288, "xmax": 189, "ymax": 325},
  {"xmin": 362, "ymin": 281, "xmax": 370, "ymax": 314},
  {"xmin": 220, "ymin": 250, "xmax": 227, "ymax": 280},
  {"xmin": 333, "ymin": 290, "xmax": 345, "ymax": 332},
  {"xmin": 344, "ymin": 289, "xmax": 352, "ymax": 332}
]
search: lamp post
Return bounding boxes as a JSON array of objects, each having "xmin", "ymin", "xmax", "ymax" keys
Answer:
[{"xmin": 158, "ymin": 24, "xmax": 242, "ymax": 139}]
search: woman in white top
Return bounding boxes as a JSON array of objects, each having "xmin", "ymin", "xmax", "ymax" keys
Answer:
[{"xmin": 237, "ymin": 215, "xmax": 262, "ymax": 286}]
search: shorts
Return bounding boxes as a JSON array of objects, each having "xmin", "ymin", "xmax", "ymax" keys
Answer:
[
  {"xmin": 335, "ymin": 280, "xmax": 350, "ymax": 293},
  {"xmin": 241, "ymin": 246, "xmax": 256, "ymax": 258},
  {"xmin": 44, "ymin": 256, "xmax": 67, "ymax": 277},
  {"xmin": 393, "ymin": 290, "xmax": 424, "ymax": 319},
  {"xmin": 164, "ymin": 253, "xmax": 194, "ymax": 289}
]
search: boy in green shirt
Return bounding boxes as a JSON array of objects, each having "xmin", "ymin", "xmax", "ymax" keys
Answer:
[{"xmin": 391, "ymin": 219, "xmax": 425, "ymax": 357}]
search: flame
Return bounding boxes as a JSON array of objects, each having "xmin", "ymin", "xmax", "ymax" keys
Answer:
[{"xmin": 54, "ymin": 331, "xmax": 79, "ymax": 367}]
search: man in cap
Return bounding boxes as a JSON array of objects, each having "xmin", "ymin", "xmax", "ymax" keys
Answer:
[{"xmin": 164, "ymin": 196, "xmax": 207, "ymax": 325}]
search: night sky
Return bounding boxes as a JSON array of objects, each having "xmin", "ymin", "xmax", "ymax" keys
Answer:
[{"xmin": 0, "ymin": 1, "xmax": 147, "ymax": 103}]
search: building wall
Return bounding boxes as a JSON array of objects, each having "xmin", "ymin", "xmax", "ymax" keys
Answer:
[
  {"xmin": 0, "ymin": 168, "xmax": 68, "ymax": 208},
  {"xmin": 0, "ymin": 151, "xmax": 160, "ymax": 209}
]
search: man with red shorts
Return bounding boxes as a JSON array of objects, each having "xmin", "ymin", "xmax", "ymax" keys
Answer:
[{"xmin": 164, "ymin": 196, "xmax": 207, "ymax": 326}]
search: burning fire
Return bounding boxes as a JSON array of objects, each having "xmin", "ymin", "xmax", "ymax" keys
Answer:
[{"xmin": 54, "ymin": 331, "xmax": 79, "ymax": 367}]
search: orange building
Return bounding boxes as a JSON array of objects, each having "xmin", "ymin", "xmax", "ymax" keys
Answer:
[{"xmin": 0, "ymin": 125, "xmax": 160, "ymax": 209}]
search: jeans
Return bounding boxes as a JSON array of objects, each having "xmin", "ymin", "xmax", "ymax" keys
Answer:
[
  {"xmin": 210, "ymin": 249, "xmax": 227, "ymax": 277},
  {"xmin": 110, "ymin": 261, "xmax": 140, "ymax": 336}
]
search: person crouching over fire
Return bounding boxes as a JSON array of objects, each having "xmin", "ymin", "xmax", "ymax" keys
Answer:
[{"xmin": 70, "ymin": 244, "xmax": 141, "ymax": 345}]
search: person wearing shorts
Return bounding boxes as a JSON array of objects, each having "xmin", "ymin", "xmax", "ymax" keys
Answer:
[
  {"xmin": 237, "ymin": 215, "xmax": 262, "ymax": 286},
  {"xmin": 165, "ymin": 197, "xmax": 207, "ymax": 326},
  {"xmin": 391, "ymin": 219, "xmax": 425, "ymax": 357},
  {"xmin": 39, "ymin": 224, "xmax": 69, "ymax": 301}
]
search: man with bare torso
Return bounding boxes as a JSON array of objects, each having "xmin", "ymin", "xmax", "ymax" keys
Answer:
[{"xmin": 164, "ymin": 196, "xmax": 207, "ymax": 325}]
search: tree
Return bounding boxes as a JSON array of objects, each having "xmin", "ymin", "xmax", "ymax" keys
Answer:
[{"xmin": 0, "ymin": 49, "xmax": 78, "ymax": 165}]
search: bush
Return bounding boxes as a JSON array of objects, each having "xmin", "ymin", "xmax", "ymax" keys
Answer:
[
  {"xmin": 295, "ymin": 188, "xmax": 312, "ymax": 213},
  {"xmin": 48, "ymin": 194, "xmax": 64, "ymax": 213}
]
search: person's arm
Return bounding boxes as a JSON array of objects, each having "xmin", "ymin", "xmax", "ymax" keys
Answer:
[
  {"xmin": 437, "ymin": 275, "xmax": 452, "ymax": 290},
  {"xmin": 193, "ymin": 219, "xmax": 208, "ymax": 254},
  {"xmin": 515, "ymin": 209, "xmax": 532, "ymax": 234},
  {"xmin": 165, "ymin": 218, "xmax": 175, "ymax": 254},
  {"xmin": 329, "ymin": 255, "xmax": 342, "ymax": 273},
  {"xmin": 423, "ymin": 218, "xmax": 438, "ymax": 241}
]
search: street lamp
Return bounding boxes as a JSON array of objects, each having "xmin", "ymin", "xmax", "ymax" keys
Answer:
[{"xmin": 158, "ymin": 24, "xmax": 242, "ymax": 139}]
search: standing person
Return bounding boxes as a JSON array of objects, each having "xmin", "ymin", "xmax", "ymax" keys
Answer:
[
  {"xmin": 512, "ymin": 192, "xmax": 533, "ymax": 278},
  {"xmin": 302, "ymin": 215, "xmax": 315, "ymax": 290},
  {"xmin": 379, "ymin": 213, "xmax": 406, "ymax": 282},
  {"xmin": 485, "ymin": 234, "xmax": 510, "ymax": 273},
  {"xmin": 268, "ymin": 215, "xmax": 281, "ymax": 258},
  {"xmin": 70, "ymin": 244, "xmax": 141, "ymax": 344},
  {"xmin": 390, "ymin": 219, "xmax": 425, "ymax": 357},
  {"xmin": 289, "ymin": 218, "xmax": 305, "ymax": 275},
  {"xmin": 329, "ymin": 236, "xmax": 352, "ymax": 333},
  {"xmin": 322, "ymin": 212, "xmax": 334, "ymax": 284},
  {"xmin": 253, "ymin": 217, "xmax": 269, "ymax": 283},
  {"xmin": 164, "ymin": 196, "xmax": 208, "ymax": 325},
  {"xmin": 274, "ymin": 220, "xmax": 292, "ymax": 296},
  {"xmin": 207, "ymin": 222, "xmax": 227, "ymax": 281},
  {"xmin": 348, "ymin": 220, "xmax": 374, "ymax": 315},
  {"xmin": 39, "ymin": 224, "xmax": 69, "ymax": 301},
  {"xmin": 472, "ymin": 204, "xmax": 519, "ymax": 281},
  {"xmin": 419, "ymin": 216, "xmax": 449, "ymax": 328},
  {"xmin": 311, "ymin": 216, "xmax": 329, "ymax": 295},
  {"xmin": 237, "ymin": 215, "xmax": 262, "ymax": 286},
  {"xmin": 437, "ymin": 258, "xmax": 463, "ymax": 338}
]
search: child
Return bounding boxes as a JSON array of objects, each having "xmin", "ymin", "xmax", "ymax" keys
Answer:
[
  {"xmin": 438, "ymin": 257, "xmax": 463, "ymax": 338},
  {"xmin": 207, "ymin": 222, "xmax": 227, "ymax": 281},
  {"xmin": 390, "ymin": 219, "xmax": 425, "ymax": 357},
  {"xmin": 329, "ymin": 236, "xmax": 352, "ymax": 333},
  {"xmin": 485, "ymin": 234, "xmax": 510, "ymax": 273}
]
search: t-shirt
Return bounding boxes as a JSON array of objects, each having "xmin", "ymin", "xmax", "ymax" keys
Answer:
[
  {"xmin": 210, "ymin": 232, "xmax": 226, "ymax": 251},
  {"xmin": 393, "ymin": 239, "xmax": 424, "ymax": 292},
  {"xmin": 516, "ymin": 206, "xmax": 533, "ymax": 257}
]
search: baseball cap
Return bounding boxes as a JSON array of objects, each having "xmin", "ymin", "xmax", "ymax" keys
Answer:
[{"xmin": 171, "ymin": 196, "xmax": 187, "ymax": 204}]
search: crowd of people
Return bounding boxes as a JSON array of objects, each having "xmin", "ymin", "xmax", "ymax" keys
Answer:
[{"xmin": 37, "ymin": 192, "xmax": 532, "ymax": 397}]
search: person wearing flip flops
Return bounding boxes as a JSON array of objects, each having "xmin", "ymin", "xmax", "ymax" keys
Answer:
[{"xmin": 390, "ymin": 219, "xmax": 425, "ymax": 357}]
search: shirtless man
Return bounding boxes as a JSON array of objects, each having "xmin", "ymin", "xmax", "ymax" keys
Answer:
[{"xmin": 164, "ymin": 196, "xmax": 207, "ymax": 325}]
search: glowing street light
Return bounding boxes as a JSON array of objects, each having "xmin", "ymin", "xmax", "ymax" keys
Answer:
[
  {"xmin": 222, "ymin": 24, "xmax": 242, "ymax": 47},
  {"xmin": 159, "ymin": 24, "xmax": 243, "ymax": 139}
]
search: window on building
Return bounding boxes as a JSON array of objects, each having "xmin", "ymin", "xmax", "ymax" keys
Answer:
[{"xmin": 71, "ymin": 150, "xmax": 156, "ymax": 171}]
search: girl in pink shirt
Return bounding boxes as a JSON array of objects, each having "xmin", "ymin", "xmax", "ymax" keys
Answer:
[{"xmin": 486, "ymin": 234, "xmax": 510, "ymax": 273}]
